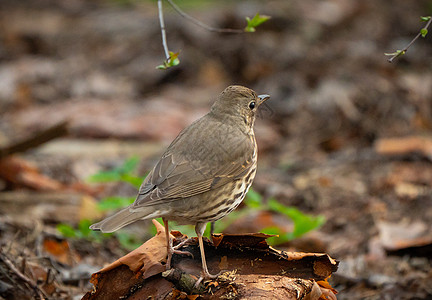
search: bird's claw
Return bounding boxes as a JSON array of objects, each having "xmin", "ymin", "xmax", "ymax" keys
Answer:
[
  {"xmin": 172, "ymin": 249, "xmax": 194, "ymax": 259},
  {"xmin": 173, "ymin": 237, "xmax": 194, "ymax": 250},
  {"xmin": 194, "ymin": 270, "xmax": 222, "ymax": 288}
]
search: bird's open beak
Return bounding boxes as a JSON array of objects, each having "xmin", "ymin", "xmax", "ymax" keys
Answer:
[{"xmin": 258, "ymin": 94, "xmax": 270, "ymax": 106}]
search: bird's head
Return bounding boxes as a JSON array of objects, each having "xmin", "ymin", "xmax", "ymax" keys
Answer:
[{"xmin": 210, "ymin": 85, "xmax": 270, "ymax": 128}]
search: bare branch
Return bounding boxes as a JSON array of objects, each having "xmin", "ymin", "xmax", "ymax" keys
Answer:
[
  {"xmin": 158, "ymin": 0, "xmax": 170, "ymax": 60},
  {"xmin": 387, "ymin": 16, "xmax": 432, "ymax": 63},
  {"xmin": 166, "ymin": 0, "xmax": 243, "ymax": 33}
]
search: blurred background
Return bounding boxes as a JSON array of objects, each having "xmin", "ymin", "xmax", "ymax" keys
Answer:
[{"xmin": 1, "ymin": 0, "xmax": 432, "ymax": 299}]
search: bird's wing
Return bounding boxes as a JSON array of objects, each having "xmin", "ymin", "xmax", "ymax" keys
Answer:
[{"xmin": 131, "ymin": 119, "xmax": 255, "ymax": 209}]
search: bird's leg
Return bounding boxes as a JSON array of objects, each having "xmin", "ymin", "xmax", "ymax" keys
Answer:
[
  {"xmin": 163, "ymin": 218, "xmax": 173, "ymax": 270},
  {"xmin": 163, "ymin": 218, "xmax": 193, "ymax": 270},
  {"xmin": 194, "ymin": 222, "xmax": 220, "ymax": 286}
]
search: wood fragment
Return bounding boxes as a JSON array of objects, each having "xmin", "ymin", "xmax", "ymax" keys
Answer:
[
  {"xmin": 0, "ymin": 121, "xmax": 69, "ymax": 159},
  {"xmin": 83, "ymin": 223, "xmax": 339, "ymax": 299}
]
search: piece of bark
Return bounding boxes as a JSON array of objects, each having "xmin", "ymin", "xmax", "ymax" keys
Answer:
[{"xmin": 82, "ymin": 224, "xmax": 339, "ymax": 300}]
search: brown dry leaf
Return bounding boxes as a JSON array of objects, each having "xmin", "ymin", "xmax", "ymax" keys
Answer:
[
  {"xmin": 43, "ymin": 237, "xmax": 77, "ymax": 266},
  {"xmin": 377, "ymin": 220, "xmax": 432, "ymax": 253},
  {"xmin": 374, "ymin": 136, "xmax": 432, "ymax": 160},
  {"xmin": 0, "ymin": 156, "xmax": 64, "ymax": 190},
  {"xmin": 79, "ymin": 195, "xmax": 103, "ymax": 220},
  {"xmin": 317, "ymin": 277, "xmax": 338, "ymax": 300},
  {"xmin": 96, "ymin": 219, "xmax": 173, "ymax": 279}
]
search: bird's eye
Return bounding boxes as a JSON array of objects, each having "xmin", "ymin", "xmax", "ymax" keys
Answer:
[{"xmin": 249, "ymin": 101, "xmax": 256, "ymax": 110}]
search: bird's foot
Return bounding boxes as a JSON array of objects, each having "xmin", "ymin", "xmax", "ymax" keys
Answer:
[
  {"xmin": 166, "ymin": 238, "xmax": 194, "ymax": 270},
  {"xmin": 172, "ymin": 248, "xmax": 194, "ymax": 257},
  {"xmin": 172, "ymin": 237, "xmax": 194, "ymax": 258},
  {"xmin": 173, "ymin": 237, "xmax": 194, "ymax": 250}
]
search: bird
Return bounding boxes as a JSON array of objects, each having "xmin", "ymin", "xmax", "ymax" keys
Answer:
[{"xmin": 90, "ymin": 85, "xmax": 270, "ymax": 281}]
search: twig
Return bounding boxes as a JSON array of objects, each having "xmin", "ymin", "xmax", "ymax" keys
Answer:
[
  {"xmin": 166, "ymin": 0, "xmax": 243, "ymax": 33},
  {"xmin": 387, "ymin": 17, "xmax": 432, "ymax": 63},
  {"xmin": 0, "ymin": 121, "xmax": 69, "ymax": 160},
  {"xmin": 0, "ymin": 252, "xmax": 48, "ymax": 299},
  {"xmin": 158, "ymin": 0, "xmax": 170, "ymax": 60}
]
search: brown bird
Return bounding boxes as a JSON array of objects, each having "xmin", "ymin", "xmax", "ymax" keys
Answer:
[{"xmin": 90, "ymin": 85, "xmax": 270, "ymax": 280}]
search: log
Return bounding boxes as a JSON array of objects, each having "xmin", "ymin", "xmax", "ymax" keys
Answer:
[{"xmin": 82, "ymin": 221, "xmax": 338, "ymax": 299}]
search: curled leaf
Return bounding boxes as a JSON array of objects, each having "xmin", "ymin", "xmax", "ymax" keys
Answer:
[
  {"xmin": 384, "ymin": 50, "xmax": 405, "ymax": 57},
  {"xmin": 245, "ymin": 13, "xmax": 271, "ymax": 33}
]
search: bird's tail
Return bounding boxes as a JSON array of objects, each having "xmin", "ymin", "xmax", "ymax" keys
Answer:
[{"xmin": 89, "ymin": 205, "xmax": 151, "ymax": 233}]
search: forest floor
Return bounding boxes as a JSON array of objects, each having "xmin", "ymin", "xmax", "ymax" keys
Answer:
[{"xmin": 1, "ymin": 0, "xmax": 432, "ymax": 299}]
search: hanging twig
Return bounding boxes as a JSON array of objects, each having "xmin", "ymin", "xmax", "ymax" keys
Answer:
[
  {"xmin": 166, "ymin": 0, "xmax": 243, "ymax": 33},
  {"xmin": 158, "ymin": 0, "xmax": 170, "ymax": 61},
  {"xmin": 156, "ymin": 0, "xmax": 269, "ymax": 69},
  {"xmin": 386, "ymin": 16, "xmax": 432, "ymax": 63}
]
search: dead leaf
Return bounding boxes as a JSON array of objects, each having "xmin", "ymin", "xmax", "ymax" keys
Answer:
[
  {"xmin": 0, "ymin": 156, "xmax": 64, "ymax": 190},
  {"xmin": 377, "ymin": 220, "xmax": 432, "ymax": 254},
  {"xmin": 96, "ymin": 219, "xmax": 173, "ymax": 279},
  {"xmin": 79, "ymin": 195, "xmax": 103, "ymax": 220},
  {"xmin": 42, "ymin": 237, "xmax": 77, "ymax": 266},
  {"xmin": 375, "ymin": 136, "xmax": 432, "ymax": 160}
]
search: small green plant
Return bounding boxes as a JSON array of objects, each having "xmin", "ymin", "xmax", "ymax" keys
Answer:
[
  {"xmin": 57, "ymin": 157, "xmax": 145, "ymax": 250},
  {"xmin": 57, "ymin": 220, "xmax": 141, "ymax": 250},
  {"xmin": 57, "ymin": 219, "xmax": 113, "ymax": 245},
  {"xmin": 88, "ymin": 156, "xmax": 144, "ymax": 189},
  {"xmin": 207, "ymin": 188, "xmax": 325, "ymax": 245}
]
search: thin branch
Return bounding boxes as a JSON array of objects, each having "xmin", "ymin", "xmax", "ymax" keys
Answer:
[
  {"xmin": 158, "ymin": 0, "xmax": 170, "ymax": 60},
  {"xmin": 0, "ymin": 121, "xmax": 68, "ymax": 160},
  {"xmin": 387, "ymin": 17, "xmax": 432, "ymax": 63},
  {"xmin": 166, "ymin": 0, "xmax": 243, "ymax": 33}
]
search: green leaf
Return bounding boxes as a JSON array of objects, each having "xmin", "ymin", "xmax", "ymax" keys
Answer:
[
  {"xmin": 121, "ymin": 156, "xmax": 141, "ymax": 174},
  {"xmin": 157, "ymin": 51, "xmax": 180, "ymax": 70},
  {"xmin": 120, "ymin": 174, "xmax": 145, "ymax": 189},
  {"xmin": 268, "ymin": 198, "xmax": 325, "ymax": 239},
  {"xmin": 78, "ymin": 219, "xmax": 93, "ymax": 237},
  {"xmin": 88, "ymin": 157, "xmax": 142, "ymax": 188},
  {"xmin": 244, "ymin": 189, "xmax": 263, "ymax": 209},
  {"xmin": 97, "ymin": 196, "xmax": 136, "ymax": 211},
  {"xmin": 115, "ymin": 232, "xmax": 142, "ymax": 250},
  {"xmin": 57, "ymin": 223, "xmax": 78, "ymax": 238},
  {"xmin": 420, "ymin": 16, "xmax": 431, "ymax": 22},
  {"xmin": 245, "ymin": 13, "xmax": 271, "ymax": 32},
  {"xmin": 421, "ymin": 28, "xmax": 428, "ymax": 38},
  {"xmin": 384, "ymin": 50, "xmax": 406, "ymax": 57}
]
